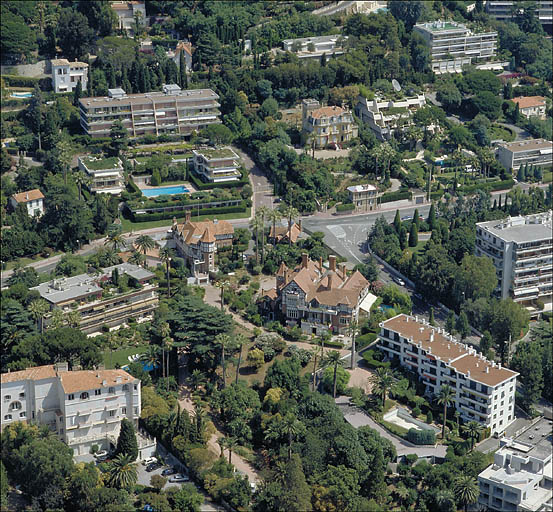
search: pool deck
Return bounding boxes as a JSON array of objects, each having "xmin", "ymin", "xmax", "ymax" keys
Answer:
[{"xmin": 138, "ymin": 181, "xmax": 196, "ymax": 193}]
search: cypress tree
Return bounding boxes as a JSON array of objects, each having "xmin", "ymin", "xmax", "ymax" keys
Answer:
[
  {"xmin": 493, "ymin": 198, "xmax": 497, "ymax": 210},
  {"xmin": 524, "ymin": 162, "xmax": 529, "ymax": 179},
  {"xmin": 456, "ymin": 311, "xmax": 470, "ymax": 340},
  {"xmin": 513, "ymin": 103, "xmax": 520, "ymax": 123},
  {"xmin": 73, "ymin": 80, "xmax": 82, "ymax": 107},
  {"xmin": 412, "ymin": 209, "xmax": 420, "ymax": 230},
  {"xmin": 399, "ymin": 227, "xmax": 408, "ymax": 250},
  {"xmin": 429, "ymin": 307, "xmax": 435, "ymax": 326},
  {"xmin": 393, "ymin": 209, "xmax": 402, "ymax": 233},
  {"xmin": 115, "ymin": 418, "xmax": 138, "ymax": 461},
  {"xmin": 534, "ymin": 165, "xmax": 542, "ymax": 181},
  {"xmin": 427, "ymin": 202, "xmax": 436, "ymax": 230},
  {"xmin": 446, "ymin": 311, "xmax": 456, "ymax": 333},
  {"xmin": 498, "ymin": 195, "xmax": 502, "ymax": 209},
  {"xmin": 408, "ymin": 222, "xmax": 418, "ymax": 247},
  {"xmin": 517, "ymin": 164, "xmax": 525, "ymax": 182}
]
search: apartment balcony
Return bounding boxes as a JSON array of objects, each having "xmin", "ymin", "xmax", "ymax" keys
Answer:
[
  {"xmin": 461, "ymin": 393, "xmax": 491, "ymax": 409},
  {"xmin": 460, "ymin": 404, "xmax": 489, "ymax": 418},
  {"xmin": 462, "ymin": 386, "xmax": 491, "ymax": 399}
]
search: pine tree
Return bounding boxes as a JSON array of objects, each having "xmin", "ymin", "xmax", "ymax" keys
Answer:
[
  {"xmin": 115, "ymin": 418, "xmax": 138, "ymax": 461},
  {"xmin": 73, "ymin": 79, "xmax": 82, "ymax": 107},
  {"xmin": 393, "ymin": 209, "xmax": 401, "ymax": 233},
  {"xmin": 408, "ymin": 222, "xmax": 418, "ymax": 247},
  {"xmin": 456, "ymin": 311, "xmax": 470, "ymax": 340}
]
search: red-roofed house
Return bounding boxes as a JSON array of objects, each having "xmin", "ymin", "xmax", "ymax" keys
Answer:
[
  {"xmin": 511, "ymin": 96, "xmax": 547, "ymax": 119},
  {"xmin": 10, "ymin": 189, "xmax": 45, "ymax": 217},
  {"xmin": 302, "ymin": 98, "xmax": 358, "ymax": 148}
]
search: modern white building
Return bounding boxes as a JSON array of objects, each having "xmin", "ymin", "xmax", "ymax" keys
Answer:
[
  {"xmin": 497, "ymin": 139, "xmax": 553, "ymax": 172},
  {"xmin": 354, "ymin": 93, "xmax": 428, "ymax": 141},
  {"xmin": 10, "ymin": 189, "xmax": 45, "ymax": 217},
  {"xmin": 191, "ymin": 147, "xmax": 241, "ymax": 183},
  {"xmin": 478, "ymin": 417, "xmax": 552, "ymax": 512},
  {"xmin": 475, "ymin": 212, "xmax": 553, "ymax": 311},
  {"xmin": 51, "ymin": 59, "xmax": 89, "ymax": 93},
  {"xmin": 378, "ymin": 314, "xmax": 519, "ymax": 435},
  {"xmin": 281, "ymin": 34, "xmax": 348, "ymax": 60},
  {"xmin": 111, "ymin": 1, "xmax": 147, "ymax": 33},
  {"xmin": 1, "ymin": 363, "xmax": 141, "ymax": 456},
  {"xmin": 414, "ymin": 21, "xmax": 497, "ymax": 74},
  {"xmin": 486, "ymin": 1, "xmax": 553, "ymax": 31},
  {"xmin": 78, "ymin": 155, "xmax": 124, "ymax": 194}
]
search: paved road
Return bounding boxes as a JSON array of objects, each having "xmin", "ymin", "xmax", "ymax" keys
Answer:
[{"xmin": 335, "ymin": 396, "xmax": 448, "ymax": 459}]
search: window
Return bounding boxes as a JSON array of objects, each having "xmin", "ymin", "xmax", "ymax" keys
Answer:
[
  {"xmin": 19, "ymin": 392, "xmax": 25, "ymax": 399},
  {"xmin": 60, "ymin": 429, "xmax": 64, "ymax": 434},
  {"xmin": 134, "ymin": 407, "xmax": 138, "ymax": 415},
  {"xmin": 19, "ymin": 412, "xmax": 26, "ymax": 418},
  {"xmin": 108, "ymin": 387, "xmax": 115, "ymax": 394},
  {"xmin": 133, "ymin": 384, "xmax": 138, "ymax": 390},
  {"xmin": 4, "ymin": 415, "xmax": 12, "ymax": 420},
  {"xmin": 109, "ymin": 410, "xmax": 115, "ymax": 417},
  {"xmin": 122, "ymin": 384, "xmax": 129, "ymax": 391},
  {"xmin": 80, "ymin": 392, "xmax": 89, "ymax": 400},
  {"xmin": 4, "ymin": 395, "xmax": 11, "ymax": 402},
  {"xmin": 122, "ymin": 407, "xmax": 127, "ymax": 415},
  {"xmin": 9, "ymin": 402, "xmax": 22, "ymax": 411},
  {"xmin": 95, "ymin": 389, "xmax": 101, "ymax": 396},
  {"xmin": 68, "ymin": 394, "xmax": 74, "ymax": 400}
]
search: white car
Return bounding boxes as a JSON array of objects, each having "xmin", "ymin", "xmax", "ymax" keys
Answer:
[
  {"xmin": 142, "ymin": 457, "xmax": 157, "ymax": 466},
  {"xmin": 94, "ymin": 450, "xmax": 109, "ymax": 461},
  {"xmin": 394, "ymin": 277, "xmax": 405, "ymax": 286}
]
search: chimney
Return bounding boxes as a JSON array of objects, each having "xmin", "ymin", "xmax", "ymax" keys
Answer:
[
  {"xmin": 185, "ymin": 210, "xmax": 191, "ymax": 222},
  {"xmin": 498, "ymin": 363, "xmax": 501, "ymax": 369},
  {"xmin": 319, "ymin": 257, "xmax": 323, "ymax": 271},
  {"xmin": 430, "ymin": 331, "xmax": 434, "ymax": 342},
  {"xmin": 25, "ymin": 193, "xmax": 29, "ymax": 200},
  {"xmin": 298, "ymin": 219, "xmax": 302, "ymax": 232},
  {"xmin": 301, "ymin": 253, "xmax": 308, "ymax": 269},
  {"xmin": 485, "ymin": 366, "xmax": 489, "ymax": 373},
  {"xmin": 54, "ymin": 362, "xmax": 68, "ymax": 373},
  {"xmin": 339, "ymin": 263, "xmax": 347, "ymax": 279},
  {"xmin": 102, "ymin": 380, "xmax": 107, "ymax": 386},
  {"xmin": 329, "ymin": 255, "xmax": 336, "ymax": 272},
  {"xmin": 172, "ymin": 216, "xmax": 178, "ymax": 231},
  {"xmin": 467, "ymin": 370, "xmax": 470, "ymax": 378}
]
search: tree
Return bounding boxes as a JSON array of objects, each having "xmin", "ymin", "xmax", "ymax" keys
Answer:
[
  {"xmin": 173, "ymin": 484, "xmax": 203, "ymax": 512},
  {"xmin": 150, "ymin": 474, "xmax": 167, "ymax": 492},
  {"xmin": 151, "ymin": 168, "xmax": 161, "ymax": 186},
  {"xmin": 109, "ymin": 120, "xmax": 128, "ymax": 157},
  {"xmin": 429, "ymin": 307, "xmax": 435, "ymax": 327},
  {"xmin": 456, "ymin": 311, "xmax": 470, "ymax": 340},
  {"xmin": 279, "ymin": 203, "xmax": 299, "ymax": 248},
  {"xmin": 437, "ymin": 385, "xmax": 455, "ymax": 439},
  {"xmin": 427, "ymin": 202, "xmax": 437, "ymax": 230},
  {"xmin": 135, "ymin": 234, "xmax": 157, "ymax": 258},
  {"xmin": 106, "ymin": 454, "xmax": 138, "ymax": 489},
  {"xmin": 234, "ymin": 334, "xmax": 247, "ymax": 384},
  {"xmin": 115, "ymin": 418, "xmax": 138, "ymax": 461},
  {"xmin": 225, "ymin": 437, "xmax": 238, "ymax": 464},
  {"xmin": 28, "ymin": 298, "xmax": 49, "ymax": 333},
  {"xmin": 250, "ymin": 215, "xmax": 263, "ymax": 264},
  {"xmin": 265, "ymin": 413, "xmax": 306, "ymax": 461},
  {"xmin": 488, "ymin": 299, "xmax": 529, "ymax": 364},
  {"xmin": 446, "ymin": 311, "xmax": 456, "ymax": 334},
  {"xmin": 389, "ymin": 1, "xmax": 423, "ymax": 29},
  {"xmin": 462, "ymin": 421, "xmax": 483, "ymax": 452},
  {"xmin": 74, "ymin": 170, "xmax": 91, "ymax": 201},
  {"xmin": 274, "ymin": 454, "xmax": 312, "ymax": 511},
  {"xmin": 471, "ymin": 91, "xmax": 502, "ymax": 121},
  {"xmin": 73, "ymin": 79, "xmax": 83, "ymax": 107},
  {"xmin": 371, "ymin": 367, "xmax": 394, "ymax": 407},
  {"xmin": 393, "ymin": 209, "xmax": 402, "ymax": 234},
  {"xmin": 200, "ymin": 124, "xmax": 234, "ymax": 145},
  {"xmin": 57, "ymin": 10, "xmax": 95, "ymax": 60},
  {"xmin": 453, "ymin": 475, "xmax": 479, "ymax": 512},
  {"xmin": 259, "ymin": 98, "xmax": 279, "ymax": 120},
  {"xmin": 323, "ymin": 350, "xmax": 345, "ymax": 399},
  {"xmin": 322, "ymin": 365, "xmax": 350, "ymax": 396},
  {"xmin": 105, "ymin": 224, "xmax": 127, "ymax": 252},
  {"xmin": 159, "ymin": 247, "xmax": 174, "ymax": 297},
  {"xmin": 215, "ymin": 333, "xmax": 232, "ymax": 388},
  {"xmin": 408, "ymin": 222, "xmax": 418, "ymax": 248}
]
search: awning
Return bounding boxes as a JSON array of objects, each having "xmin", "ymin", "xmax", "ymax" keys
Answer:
[
  {"xmin": 513, "ymin": 287, "xmax": 539, "ymax": 296},
  {"xmin": 359, "ymin": 293, "xmax": 378, "ymax": 314}
]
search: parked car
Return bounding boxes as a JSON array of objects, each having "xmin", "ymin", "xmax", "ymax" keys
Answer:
[
  {"xmin": 142, "ymin": 457, "xmax": 157, "ymax": 466},
  {"xmin": 146, "ymin": 462, "xmax": 162, "ymax": 472},
  {"xmin": 162, "ymin": 467, "xmax": 176, "ymax": 476},
  {"xmin": 94, "ymin": 450, "xmax": 108, "ymax": 461},
  {"xmin": 401, "ymin": 215, "xmax": 411, "ymax": 221},
  {"xmin": 169, "ymin": 473, "xmax": 190, "ymax": 483},
  {"xmin": 394, "ymin": 277, "xmax": 405, "ymax": 286}
]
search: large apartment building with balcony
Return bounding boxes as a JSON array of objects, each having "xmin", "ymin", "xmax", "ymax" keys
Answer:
[
  {"xmin": 78, "ymin": 84, "xmax": 221, "ymax": 138},
  {"xmin": 267, "ymin": 253, "xmax": 370, "ymax": 335},
  {"xmin": 354, "ymin": 93, "xmax": 428, "ymax": 141},
  {"xmin": 486, "ymin": 1, "xmax": 552, "ymax": 32},
  {"xmin": 301, "ymin": 99, "xmax": 358, "ymax": 148},
  {"xmin": 1, "ymin": 363, "xmax": 141, "ymax": 456},
  {"xmin": 378, "ymin": 314, "xmax": 518, "ymax": 435},
  {"xmin": 478, "ymin": 417, "xmax": 552, "ymax": 512},
  {"xmin": 414, "ymin": 21, "xmax": 498, "ymax": 74},
  {"xmin": 475, "ymin": 212, "xmax": 552, "ymax": 311},
  {"xmin": 31, "ymin": 263, "xmax": 159, "ymax": 334},
  {"xmin": 191, "ymin": 147, "xmax": 241, "ymax": 183},
  {"xmin": 497, "ymin": 139, "xmax": 553, "ymax": 172},
  {"xmin": 78, "ymin": 156, "xmax": 124, "ymax": 195}
]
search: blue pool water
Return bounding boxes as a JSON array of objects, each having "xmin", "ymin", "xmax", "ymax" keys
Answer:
[
  {"xmin": 122, "ymin": 360, "xmax": 158, "ymax": 372},
  {"xmin": 11, "ymin": 92, "xmax": 33, "ymax": 98},
  {"xmin": 379, "ymin": 304, "xmax": 394, "ymax": 312},
  {"xmin": 142, "ymin": 185, "xmax": 190, "ymax": 197}
]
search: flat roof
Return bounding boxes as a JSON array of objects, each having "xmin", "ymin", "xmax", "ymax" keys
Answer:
[
  {"xmin": 193, "ymin": 147, "xmax": 239, "ymax": 160},
  {"xmin": 415, "ymin": 21, "xmax": 468, "ymax": 32},
  {"xmin": 499, "ymin": 138, "xmax": 552, "ymax": 152},
  {"xmin": 381, "ymin": 314, "xmax": 518, "ymax": 387},
  {"xmin": 511, "ymin": 417, "xmax": 553, "ymax": 461},
  {"xmin": 347, "ymin": 184, "xmax": 378, "ymax": 193},
  {"xmin": 283, "ymin": 34, "xmax": 346, "ymax": 44},
  {"xmin": 476, "ymin": 211, "xmax": 552, "ymax": 243}
]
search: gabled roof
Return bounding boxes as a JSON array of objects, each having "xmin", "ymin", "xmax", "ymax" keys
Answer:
[
  {"xmin": 60, "ymin": 369, "xmax": 136, "ymax": 394},
  {"xmin": 176, "ymin": 219, "xmax": 234, "ymax": 245},
  {"xmin": 1, "ymin": 365, "xmax": 57, "ymax": 384},
  {"xmin": 269, "ymin": 222, "xmax": 301, "ymax": 244},
  {"xmin": 276, "ymin": 262, "xmax": 289, "ymax": 277},
  {"xmin": 11, "ymin": 189, "xmax": 44, "ymax": 203},
  {"xmin": 511, "ymin": 96, "xmax": 546, "ymax": 109},
  {"xmin": 201, "ymin": 226, "xmax": 216, "ymax": 243}
]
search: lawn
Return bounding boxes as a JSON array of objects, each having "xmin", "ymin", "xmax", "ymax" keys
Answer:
[
  {"xmin": 543, "ymin": 171, "xmax": 552, "ymax": 183},
  {"xmin": 103, "ymin": 344, "xmax": 150, "ymax": 369},
  {"xmin": 4, "ymin": 251, "xmax": 63, "ymax": 271},
  {"xmin": 488, "ymin": 124, "xmax": 516, "ymax": 142},
  {"xmin": 406, "ymin": 240, "xmax": 427, "ymax": 256}
]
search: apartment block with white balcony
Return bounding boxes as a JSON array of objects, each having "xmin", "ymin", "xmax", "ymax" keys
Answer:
[
  {"xmin": 478, "ymin": 417, "xmax": 552, "ymax": 512},
  {"xmin": 1, "ymin": 363, "xmax": 141, "ymax": 456},
  {"xmin": 191, "ymin": 147, "xmax": 241, "ymax": 183},
  {"xmin": 301, "ymin": 99, "xmax": 358, "ymax": 148},
  {"xmin": 497, "ymin": 139, "xmax": 553, "ymax": 172},
  {"xmin": 78, "ymin": 84, "xmax": 221, "ymax": 138},
  {"xmin": 78, "ymin": 155, "xmax": 124, "ymax": 194},
  {"xmin": 51, "ymin": 59, "xmax": 89, "ymax": 93},
  {"xmin": 378, "ymin": 314, "xmax": 518, "ymax": 435},
  {"xmin": 475, "ymin": 212, "xmax": 552, "ymax": 312},
  {"xmin": 486, "ymin": 1, "xmax": 553, "ymax": 31},
  {"xmin": 414, "ymin": 21, "xmax": 498, "ymax": 74}
]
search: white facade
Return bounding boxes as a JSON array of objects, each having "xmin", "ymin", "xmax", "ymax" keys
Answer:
[
  {"xmin": 51, "ymin": 59, "xmax": 88, "ymax": 93},
  {"xmin": 378, "ymin": 314, "xmax": 518, "ymax": 435},
  {"xmin": 302, "ymin": 99, "xmax": 358, "ymax": 148},
  {"xmin": 10, "ymin": 189, "xmax": 44, "ymax": 217},
  {"xmin": 167, "ymin": 41, "xmax": 193, "ymax": 73},
  {"xmin": 475, "ymin": 212, "xmax": 553, "ymax": 307},
  {"xmin": 281, "ymin": 34, "xmax": 348, "ymax": 60},
  {"xmin": 111, "ymin": 1, "xmax": 147, "ymax": 33},
  {"xmin": 478, "ymin": 418, "xmax": 552, "ymax": 512},
  {"xmin": 414, "ymin": 21, "xmax": 497, "ymax": 74},
  {"xmin": 497, "ymin": 139, "xmax": 553, "ymax": 172},
  {"xmin": 191, "ymin": 148, "xmax": 241, "ymax": 183},
  {"xmin": 78, "ymin": 156, "xmax": 124, "ymax": 194},
  {"xmin": 1, "ymin": 364, "xmax": 141, "ymax": 456},
  {"xmin": 355, "ymin": 94, "xmax": 428, "ymax": 141},
  {"xmin": 486, "ymin": 1, "xmax": 553, "ymax": 30}
]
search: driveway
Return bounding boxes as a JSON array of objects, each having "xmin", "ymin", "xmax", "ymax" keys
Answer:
[{"xmin": 335, "ymin": 396, "xmax": 448, "ymax": 459}]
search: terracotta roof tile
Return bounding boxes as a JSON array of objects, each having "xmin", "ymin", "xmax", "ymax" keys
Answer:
[
  {"xmin": 60, "ymin": 369, "xmax": 137, "ymax": 394},
  {"xmin": 310, "ymin": 106, "xmax": 346, "ymax": 119},
  {"xmin": 11, "ymin": 189, "xmax": 44, "ymax": 203},
  {"xmin": 176, "ymin": 219, "xmax": 233, "ymax": 245},
  {"xmin": 1, "ymin": 365, "xmax": 57, "ymax": 384},
  {"xmin": 511, "ymin": 96, "xmax": 546, "ymax": 109}
]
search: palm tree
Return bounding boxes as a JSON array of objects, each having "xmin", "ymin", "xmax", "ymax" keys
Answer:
[
  {"xmin": 279, "ymin": 203, "xmax": 299, "ymax": 248},
  {"xmin": 217, "ymin": 436, "xmax": 226, "ymax": 458},
  {"xmin": 280, "ymin": 413, "xmax": 305, "ymax": 460},
  {"xmin": 257, "ymin": 206, "xmax": 269, "ymax": 263},
  {"xmin": 267, "ymin": 207, "xmax": 282, "ymax": 247},
  {"xmin": 106, "ymin": 332, "xmax": 119, "ymax": 369},
  {"xmin": 370, "ymin": 367, "xmax": 394, "ymax": 407},
  {"xmin": 234, "ymin": 334, "xmax": 246, "ymax": 385},
  {"xmin": 65, "ymin": 310, "xmax": 81, "ymax": 329},
  {"xmin": 249, "ymin": 215, "xmax": 263, "ymax": 265},
  {"xmin": 453, "ymin": 475, "xmax": 479, "ymax": 512},
  {"xmin": 157, "ymin": 321, "xmax": 171, "ymax": 379},
  {"xmin": 190, "ymin": 369, "xmax": 206, "ymax": 391},
  {"xmin": 162, "ymin": 336, "xmax": 174, "ymax": 389},
  {"xmin": 28, "ymin": 299, "xmax": 49, "ymax": 333},
  {"xmin": 462, "ymin": 421, "xmax": 484, "ymax": 452},
  {"xmin": 74, "ymin": 169, "xmax": 91, "ymax": 201},
  {"xmin": 159, "ymin": 246, "xmax": 174, "ymax": 297},
  {"xmin": 105, "ymin": 225, "xmax": 127, "ymax": 252},
  {"xmin": 128, "ymin": 250, "xmax": 145, "ymax": 267},
  {"xmin": 348, "ymin": 319, "xmax": 358, "ymax": 370},
  {"xmin": 214, "ymin": 334, "xmax": 231, "ymax": 388},
  {"xmin": 215, "ymin": 279, "xmax": 230, "ymax": 312},
  {"xmin": 309, "ymin": 342, "xmax": 323, "ymax": 392},
  {"xmin": 135, "ymin": 235, "xmax": 157, "ymax": 262},
  {"xmin": 107, "ymin": 454, "xmax": 138, "ymax": 490},
  {"xmin": 394, "ymin": 484, "xmax": 410, "ymax": 508},
  {"xmin": 56, "ymin": 139, "xmax": 72, "ymax": 186},
  {"xmin": 48, "ymin": 309, "xmax": 65, "ymax": 330},
  {"xmin": 323, "ymin": 350, "xmax": 344, "ymax": 399},
  {"xmin": 437, "ymin": 385, "xmax": 455, "ymax": 440},
  {"xmin": 225, "ymin": 436, "xmax": 238, "ymax": 464},
  {"xmin": 140, "ymin": 345, "xmax": 161, "ymax": 375}
]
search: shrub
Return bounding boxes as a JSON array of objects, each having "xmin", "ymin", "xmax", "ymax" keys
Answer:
[
  {"xmin": 322, "ymin": 365, "xmax": 351, "ymax": 395},
  {"xmin": 90, "ymin": 444, "xmax": 99, "ymax": 454},
  {"xmin": 535, "ymin": 300, "xmax": 545, "ymax": 310},
  {"xmin": 407, "ymin": 428, "xmax": 436, "ymax": 445},
  {"xmin": 405, "ymin": 454, "xmax": 418, "ymax": 465},
  {"xmin": 381, "ymin": 190, "xmax": 412, "ymax": 203},
  {"xmin": 426, "ymin": 411, "xmax": 433, "ymax": 424},
  {"xmin": 336, "ymin": 202, "xmax": 355, "ymax": 212},
  {"xmin": 362, "ymin": 349, "xmax": 391, "ymax": 369},
  {"xmin": 356, "ymin": 332, "xmax": 377, "ymax": 349},
  {"xmin": 412, "ymin": 406, "xmax": 421, "ymax": 417},
  {"xmin": 381, "ymin": 420, "xmax": 408, "ymax": 439}
]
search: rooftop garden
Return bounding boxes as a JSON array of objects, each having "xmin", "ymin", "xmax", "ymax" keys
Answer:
[
  {"xmin": 196, "ymin": 148, "xmax": 238, "ymax": 159},
  {"xmin": 81, "ymin": 156, "xmax": 121, "ymax": 170}
]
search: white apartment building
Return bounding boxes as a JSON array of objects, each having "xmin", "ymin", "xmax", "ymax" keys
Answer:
[
  {"xmin": 51, "ymin": 59, "xmax": 88, "ymax": 93},
  {"xmin": 486, "ymin": 1, "xmax": 553, "ymax": 31},
  {"xmin": 1, "ymin": 363, "xmax": 141, "ymax": 456},
  {"xmin": 354, "ymin": 93, "xmax": 428, "ymax": 141},
  {"xmin": 191, "ymin": 147, "xmax": 241, "ymax": 183},
  {"xmin": 281, "ymin": 34, "xmax": 348, "ymax": 60},
  {"xmin": 378, "ymin": 314, "xmax": 518, "ymax": 435},
  {"xmin": 9, "ymin": 189, "xmax": 44, "ymax": 217},
  {"xmin": 78, "ymin": 155, "xmax": 124, "ymax": 194},
  {"xmin": 478, "ymin": 417, "xmax": 552, "ymax": 512},
  {"xmin": 475, "ymin": 212, "xmax": 553, "ymax": 310},
  {"xmin": 347, "ymin": 184, "xmax": 381, "ymax": 212},
  {"xmin": 302, "ymin": 99, "xmax": 358, "ymax": 148},
  {"xmin": 414, "ymin": 21, "xmax": 497, "ymax": 74},
  {"xmin": 497, "ymin": 139, "xmax": 553, "ymax": 172}
]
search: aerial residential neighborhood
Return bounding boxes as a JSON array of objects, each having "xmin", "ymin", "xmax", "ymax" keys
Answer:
[{"xmin": 0, "ymin": 1, "xmax": 552, "ymax": 512}]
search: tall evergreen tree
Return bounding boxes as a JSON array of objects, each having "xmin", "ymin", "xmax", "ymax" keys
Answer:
[
  {"xmin": 115, "ymin": 418, "xmax": 138, "ymax": 461},
  {"xmin": 73, "ymin": 80, "xmax": 82, "ymax": 107},
  {"xmin": 408, "ymin": 222, "xmax": 418, "ymax": 247},
  {"xmin": 427, "ymin": 202, "xmax": 436, "ymax": 230},
  {"xmin": 179, "ymin": 49, "xmax": 187, "ymax": 87},
  {"xmin": 393, "ymin": 209, "xmax": 401, "ymax": 234},
  {"xmin": 412, "ymin": 208, "xmax": 420, "ymax": 229}
]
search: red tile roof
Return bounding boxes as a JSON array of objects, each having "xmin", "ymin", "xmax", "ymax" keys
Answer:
[
  {"xmin": 511, "ymin": 96, "xmax": 546, "ymax": 109},
  {"xmin": 11, "ymin": 189, "xmax": 44, "ymax": 203}
]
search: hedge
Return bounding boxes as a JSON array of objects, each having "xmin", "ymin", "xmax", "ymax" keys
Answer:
[
  {"xmin": 188, "ymin": 170, "xmax": 248, "ymax": 190},
  {"xmin": 430, "ymin": 190, "xmax": 444, "ymax": 200},
  {"xmin": 130, "ymin": 204, "xmax": 247, "ymax": 222},
  {"xmin": 362, "ymin": 349, "xmax": 391, "ymax": 369},
  {"xmin": 381, "ymin": 420, "xmax": 409, "ymax": 438},
  {"xmin": 313, "ymin": 339, "xmax": 344, "ymax": 349},
  {"xmin": 458, "ymin": 178, "xmax": 515, "ymax": 195},
  {"xmin": 356, "ymin": 332, "xmax": 377, "ymax": 349},
  {"xmin": 336, "ymin": 202, "xmax": 355, "ymax": 212},
  {"xmin": 407, "ymin": 428, "xmax": 436, "ymax": 445},
  {"xmin": 381, "ymin": 190, "xmax": 412, "ymax": 203},
  {"xmin": 2, "ymin": 75, "xmax": 51, "ymax": 91}
]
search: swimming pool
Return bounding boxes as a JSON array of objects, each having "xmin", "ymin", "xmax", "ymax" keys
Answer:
[
  {"xmin": 11, "ymin": 92, "xmax": 33, "ymax": 98},
  {"xmin": 142, "ymin": 185, "xmax": 190, "ymax": 197}
]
